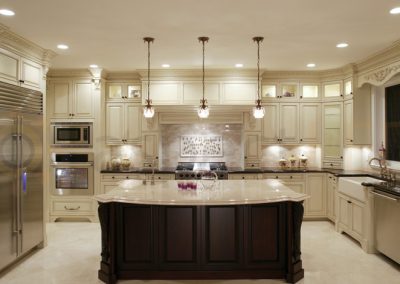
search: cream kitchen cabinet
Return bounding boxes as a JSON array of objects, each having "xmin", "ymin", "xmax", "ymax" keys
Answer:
[
  {"xmin": 322, "ymin": 102, "xmax": 343, "ymax": 168},
  {"xmin": 261, "ymin": 82, "xmax": 300, "ymax": 101},
  {"xmin": 305, "ymin": 173, "xmax": 326, "ymax": 218},
  {"xmin": 142, "ymin": 132, "xmax": 159, "ymax": 166},
  {"xmin": 0, "ymin": 48, "xmax": 42, "ymax": 91},
  {"xmin": 106, "ymin": 83, "xmax": 141, "ymax": 102},
  {"xmin": 49, "ymin": 197, "xmax": 96, "ymax": 222},
  {"xmin": 142, "ymin": 82, "xmax": 181, "ymax": 105},
  {"xmin": 106, "ymin": 103, "xmax": 141, "ymax": 145},
  {"xmin": 343, "ymin": 84, "xmax": 371, "ymax": 145},
  {"xmin": 101, "ymin": 173, "xmax": 145, "ymax": 193},
  {"xmin": 221, "ymin": 82, "xmax": 257, "ymax": 105},
  {"xmin": 323, "ymin": 81, "xmax": 343, "ymax": 101},
  {"xmin": 145, "ymin": 173, "xmax": 175, "ymax": 180},
  {"xmin": 263, "ymin": 173, "xmax": 305, "ymax": 193},
  {"xmin": 244, "ymin": 132, "xmax": 261, "ymax": 169},
  {"xmin": 229, "ymin": 173, "xmax": 260, "ymax": 180},
  {"xmin": 327, "ymin": 174, "xmax": 338, "ymax": 222},
  {"xmin": 299, "ymin": 103, "xmax": 321, "ymax": 144},
  {"xmin": 48, "ymin": 80, "xmax": 94, "ymax": 118},
  {"xmin": 344, "ymin": 77, "xmax": 353, "ymax": 99},
  {"xmin": 300, "ymin": 84, "xmax": 320, "ymax": 101},
  {"xmin": 262, "ymin": 103, "xmax": 299, "ymax": 144}
]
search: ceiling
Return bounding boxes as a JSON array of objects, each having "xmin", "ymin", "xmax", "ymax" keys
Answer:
[{"xmin": 1, "ymin": 0, "xmax": 400, "ymax": 72}]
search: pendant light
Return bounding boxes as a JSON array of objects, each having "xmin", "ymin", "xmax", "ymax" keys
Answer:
[
  {"xmin": 143, "ymin": 37, "xmax": 155, "ymax": 118},
  {"xmin": 252, "ymin": 36, "xmax": 265, "ymax": 119},
  {"xmin": 198, "ymin": 36, "xmax": 209, "ymax": 119}
]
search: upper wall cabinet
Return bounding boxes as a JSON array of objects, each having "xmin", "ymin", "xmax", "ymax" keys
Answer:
[
  {"xmin": 300, "ymin": 84, "xmax": 320, "ymax": 101},
  {"xmin": 322, "ymin": 102, "xmax": 343, "ymax": 168},
  {"xmin": 323, "ymin": 81, "xmax": 343, "ymax": 101},
  {"xmin": 0, "ymin": 48, "xmax": 42, "ymax": 91},
  {"xmin": 344, "ymin": 78, "xmax": 353, "ymax": 99},
  {"xmin": 106, "ymin": 83, "xmax": 141, "ymax": 102},
  {"xmin": 262, "ymin": 82, "xmax": 300, "ymax": 101},
  {"xmin": 106, "ymin": 103, "xmax": 141, "ymax": 145},
  {"xmin": 220, "ymin": 82, "xmax": 257, "ymax": 105},
  {"xmin": 142, "ymin": 82, "xmax": 181, "ymax": 105},
  {"xmin": 299, "ymin": 103, "xmax": 321, "ymax": 144},
  {"xmin": 48, "ymin": 80, "xmax": 94, "ymax": 119},
  {"xmin": 182, "ymin": 82, "xmax": 219, "ymax": 105}
]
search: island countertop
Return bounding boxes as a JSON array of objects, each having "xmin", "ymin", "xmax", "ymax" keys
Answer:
[{"xmin": 94, "ymin": 179, "xmax": 308, "ymax": 205}]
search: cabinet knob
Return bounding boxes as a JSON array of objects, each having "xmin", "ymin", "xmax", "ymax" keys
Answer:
[
  {"xmin": 242, "ymin": 177, "xmax": 245, "ymax": 179},
  {"xmin": 251, "ymin": 164, "xmax": 254, "ymax": 167},
  {"xmin": 244, "ymin": 156, "xmax": 247, "ymax": 159},
  {"xmin": 19, "ymin": 80, "xmax": 25, "ymax": 83},
  {"xmin": 300, "ymin": 96, "xmax": 303, "ymax": 99},
  {"xmin": 290, "ymin": 176, "xmax": 293, "ymax": 179},
  {"xmin": 347, "ymin": 200, "xmax": 352, "ymax": 204},
  {"xmin": 350, "ymin": 139, "xmax": 353, "ymax": 142},
  {"xmin": 340, "ymin": 156, "xmax": 343, "ymax": 159},
  {"xmin": 112, "ymin": 176, "xmax": 115, "ymax": 179},
  {"xmin": 300, "ymin": 139, "xmax": 303, "ymax": 142},
  {"xmin": 275, "ymin": 176, "xmax": 278, "ymax": 179},
  {"xmin": 340, "ymin": 94, "xmax": 343, "ymax": 97},
  {"xmin": 350, "ymin": 92, "xmax": 353, "ymax": 95},
  {"xmin": 126, "ymin": 176, "xmax": 129, "ymax": 179}
]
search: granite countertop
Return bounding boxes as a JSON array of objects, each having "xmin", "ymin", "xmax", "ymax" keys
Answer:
[
  {"xmin": 100, "ymin": 167, "xmax": 381, "ymax": 179},
  {"xmin": 93, "ymin": 179, "xmax": 308, "ymax": 205}
]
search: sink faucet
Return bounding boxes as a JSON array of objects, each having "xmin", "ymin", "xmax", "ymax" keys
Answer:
[
  {"xmin": 150, "ymin": 156, "xmax": 158, "ymax": 185},
  {"xmin": 369, "ymin": 157, "xmax": 390, "ymax": 180}
]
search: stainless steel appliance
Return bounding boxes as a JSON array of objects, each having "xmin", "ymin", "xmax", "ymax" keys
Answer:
[
  {"xmin": 50, "ymin": 153, "xmax": 94, "ymax": 196},
  {"xmin": 175, "ymin": 162, "xmax": 228, "ymax": 180},
  {"xmin": 0, "ymin": 82, "xmax": 43, "ymax": 271},
  {"xmin": 370, "ymin": 182, "xmax": 400, "ymax": 264},
  {"xmin": 51, "ymin": 122, "xmax": 92, "ymax": 147}
]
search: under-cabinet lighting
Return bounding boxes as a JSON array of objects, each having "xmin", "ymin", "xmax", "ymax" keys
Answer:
[
  {"xmin": 390, "ymin": 7, "xmax": 400, "ymax": 14},
  {"xmin": 161, "ymin": 64, "xmax": 170, "ymax": 68},
  {"xmin": 235, "ymin": 63, "xmax": 243, "ymax": 68},
  {"xmin": 89, "ymin": 64, "xmax": 98, "ymax": 68},
  {"xmin": 307, "ymin": 63, "xmax": 316, "ymax": 68}
]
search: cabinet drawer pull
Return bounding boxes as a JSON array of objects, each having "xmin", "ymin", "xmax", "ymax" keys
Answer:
[
  {"xmin": 275, "ymin": 176, "xmax": 278, "ymax": 179},
  {"xmin": 19, "ymin": 79, "xmax": 25, "ymax": 83},
  {"xmin": 290, "ymin": 176, "xmax": 293, "ymax": 179},
  {"xmin": 64, "ymin": 205, "xmax": 80, "ymax": 211},
  {"xmin": 347, "ymin": 201, "xmax": 352, "ymax": 204},
  {"xmin": 242, "ymin": 177, "xmax": 245, "ymax": 179}
]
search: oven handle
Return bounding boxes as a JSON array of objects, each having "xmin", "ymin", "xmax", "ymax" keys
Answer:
[
  {"xmin": 50, "ymin": 162, "xmax": 94, "ymax": 167},
  {"xmin": 372, "ymin": 190, "xmax": 399, "ymax": 202}
]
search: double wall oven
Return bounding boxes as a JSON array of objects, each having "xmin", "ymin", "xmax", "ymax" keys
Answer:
[{"xmin": 50, "ymin": 153, "xmax": 94, "ymax": 196}]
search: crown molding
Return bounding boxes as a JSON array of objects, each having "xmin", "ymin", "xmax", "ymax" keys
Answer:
[
  {"xmin": 47, "ymin": 69, "xmax": 92, "ymax": 78},
  {"xmin": 0, "ymin": 22, "xmax": 56, "ymax": 65},
  {"xmin": 357, "ymin": 60, "xmax": 400, "ymax": 87},
  {"xmin": 136, "ymin": 68, "xmax": 258, "ymax": 80}
]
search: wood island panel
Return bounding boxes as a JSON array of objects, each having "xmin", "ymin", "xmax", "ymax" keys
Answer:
[{"xmin": 97, "ymin": 201, "xmax": 304, "ymax": 284}]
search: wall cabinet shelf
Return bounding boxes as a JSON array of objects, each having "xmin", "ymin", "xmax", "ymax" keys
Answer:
[
  {"xmin": 48, "ymin": 80, "xmax": 94, "ymax": 119},
  {"xmin": 106, "ymin": 103, "xmax": 141, "ymax": 145}
]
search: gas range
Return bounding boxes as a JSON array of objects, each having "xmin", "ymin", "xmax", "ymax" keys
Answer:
[{"xmin": 175, "ymin": 162, "xmax": 228, "ymax": 180}]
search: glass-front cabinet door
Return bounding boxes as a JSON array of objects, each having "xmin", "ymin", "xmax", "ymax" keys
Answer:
[
  {"xmin": 300, "ymin": 84, "xmax": 320, "ymax": 100},
  {"xmin": 261, "ymin": 84, "xmax": 277, "ymax": 100},
  {"xmin": 322, "ymin": 102, "xmax": 343, "ymax": 163},
  {"xmin": 323, "ymin": 81, "xmax": 343, "ymax": 101},
  {"xmin": 344, "ymin": 78, "xmax": 353, "ymax": 99},
  {"xmin": 106, "ymin": 83, "xmax": 141, "ymax": 102},
  {"xmin": 280, "ymin": 83, "xmax": 298, "ymax": 100}
]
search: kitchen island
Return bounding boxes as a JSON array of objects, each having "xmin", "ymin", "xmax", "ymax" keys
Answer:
[{"xmin": 94, "ymin": 179, "xmax": 307, "ymax": 284}]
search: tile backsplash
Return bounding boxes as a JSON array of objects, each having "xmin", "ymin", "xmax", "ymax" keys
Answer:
[
  {"xmin": 160, "ymin": 124, "xmax": 242, "ymax": 168},
  {"xmin": 261, "ymin": 145, "xmax": 321, "ymax": 168}
]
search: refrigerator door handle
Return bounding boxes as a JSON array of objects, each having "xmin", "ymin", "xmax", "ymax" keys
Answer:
[{"xmin": 22, "ymin": 168, "xmax": 27, "ymax": 194}]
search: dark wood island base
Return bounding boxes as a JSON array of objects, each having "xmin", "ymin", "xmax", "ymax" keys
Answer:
[{"xmin": 97, "ymin": 201, "xmax": 304, "ymax": 284}]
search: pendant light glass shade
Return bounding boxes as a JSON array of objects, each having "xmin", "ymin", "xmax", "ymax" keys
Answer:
[
  {"xmin": 253, "ymin": 36, "xmax": 265, "ymax": 119},
  {"xmin": 198, "ymin": 36, "xmax": 209, "ymax": 118},
  {"xmin": 143, "ymin": 37, "xmax": 155, "ymax": 118},
  {"xmin": 253, "ymin": 100, "xmax": 265, "ymax": 118}
]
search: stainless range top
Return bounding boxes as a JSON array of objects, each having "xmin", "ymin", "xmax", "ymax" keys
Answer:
[{"xmin": 175, "ymin": 162, "xmax": 228, "ymax": 180}]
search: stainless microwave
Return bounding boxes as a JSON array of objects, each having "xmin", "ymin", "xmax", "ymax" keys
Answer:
[{"xmin": 51, "ymin": 122, "xmax": 92, "ymax": 147}]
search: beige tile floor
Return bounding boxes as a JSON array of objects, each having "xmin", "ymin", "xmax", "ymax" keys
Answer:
[{"xmin": 0, "ymin": 221, "xmax": 399, "ymax": 284}]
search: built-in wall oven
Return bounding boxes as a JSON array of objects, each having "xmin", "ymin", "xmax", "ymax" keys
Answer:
[
  {"xmin": 50, "ymin": 153, "xmax": 94, "ymax": 196},
  {"xmin": 51, "ymin": 122, "xmax": 92, "ymax": 147}
]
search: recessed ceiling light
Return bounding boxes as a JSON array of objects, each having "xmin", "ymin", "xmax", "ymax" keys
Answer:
[
  {"xmin": 57, "ymin": 44, "xmax": 69, "ymax": 50},
  {"xmin": 89, "ymin": 64, "xmax": 98, "ymax": 68},
  {"xmin": 336, "ymin": 43, "xmax": 349, "ymax": 48},
  {"xmin": 390, "ymin": 7, "xmax": 400, "ymax": 14},
  {"xmin": 0, "ymin": 9, "xmax": 15, "ymax": 16},
  {"xmin": 235, "ymin": 63, "xmax": 243, "ymax": 68},
  {"xmin": 161, "ymin": 64, "xmax": 170, "ymax": 68},
  {"xmin": 307, "ymin": 63, "xmax": 316, "ymax": 68}
]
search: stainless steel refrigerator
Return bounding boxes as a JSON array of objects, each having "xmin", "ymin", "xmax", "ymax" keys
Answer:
[{"xmin": 0, "ymin": 82, "xmax": 43, "ymax": 271}]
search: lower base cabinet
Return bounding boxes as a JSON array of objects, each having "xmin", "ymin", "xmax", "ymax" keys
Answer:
[
  {"xmin": 98, "ymin": 202, "xmax": 304, "ymax": 283},
  {"xmin": 49, "ymin": 197, "xmax": 97, "ymax": 222},
  {"xmin": 305, "ymin": 173, "xmax": 326, "ymax": 218}
]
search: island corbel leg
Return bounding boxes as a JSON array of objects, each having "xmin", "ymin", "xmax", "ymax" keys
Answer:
[
  {"xmin": 98, "ymin": 202, "xmax": 117, "ymax": 284},
  {"xmin": 286, "ymin": 201, "xmax": 304, "ymax": 283}
]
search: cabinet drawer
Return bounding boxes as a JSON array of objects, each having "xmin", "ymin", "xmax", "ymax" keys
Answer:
[
  {"xmin": 262, "ymin": 173, "xmax": 305, "ymax": 180},
  {"xmin": 229, "ymin": 173, "xmax": 260, "ymax": 180},
  {"xmin": 51, "ymin": 200, "xmax": 94, "ymax": 214},
  {"xmin": 323, "ymin": 161, "xmax": 343, "ymax": 169},
  {"xmin": 101, "ymin": 174, "xmax": 144, "ymax": 181},
  {"xmin": 245, "ymin": 162, "xmax": 260, "ymax": 169},
  {"xmin": 146, "ymin": 173, "xmax": 175, "ymax": 180}
]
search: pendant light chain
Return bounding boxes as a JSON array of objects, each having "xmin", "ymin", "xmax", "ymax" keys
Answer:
[
  {"xmin": 143, "ymin": 37, "xmax": 155, "ymax": 118},
  {"xmin": 252, "ymin": 36, "xmax": 265, "ymax": 118},
  {"xmin": 257, "ymin": 38, "xmax": 260, "ymax": 101},
  {"xmin": 202, "ymin": 38, "xmax": 205, "ymax": 103},
  {"xmin": 197, "ymin": 37, "xmax": 209, "ymax": 118}
]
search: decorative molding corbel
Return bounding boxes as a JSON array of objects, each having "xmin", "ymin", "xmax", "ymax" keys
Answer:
[
  {"xmin": 357, "ymin": 61, "xmax": 400, "ymax": 87},
  {"xmin": 89, "ymin": 67, "xmax": 103, "ymax": 90}
]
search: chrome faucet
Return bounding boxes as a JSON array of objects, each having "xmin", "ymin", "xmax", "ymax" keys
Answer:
[
  {"xmin": 150, "ymin": 156, "xmax": 158, "ymax": 185},
  {"xmin": 369, "ymin": 157, "xmax": 390, "ymax": 180}
]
